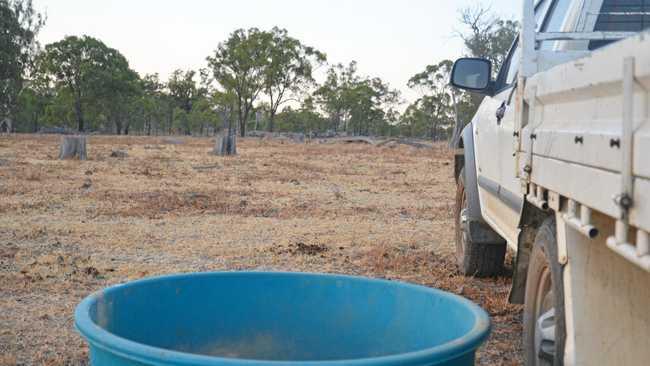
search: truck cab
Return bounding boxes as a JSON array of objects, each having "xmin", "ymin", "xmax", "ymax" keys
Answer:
[{"xmin": 451, "ymin": 0, "xmax": 650, "ymax": 365}]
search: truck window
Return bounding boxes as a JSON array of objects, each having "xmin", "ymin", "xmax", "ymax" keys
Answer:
[
  {"xmin": 493, "ymin": 41, "xmax": 519, "ymax": 92},
  {"xmin": 540, "ymin": 0, "xmax": 573, "ymax": 50},
  {"xmin": 589, "ymin": 0, "xmax": 650, "ymax": 49},
  {"xmin": 505, "ymin": 47, "xmax": 522, "ymax": 86},
  {"xmin": 494, "ymin": 0, "xmax": 556, "ymax": 91}
]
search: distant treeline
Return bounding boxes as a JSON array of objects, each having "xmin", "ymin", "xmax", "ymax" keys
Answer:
[{"xmin": 1, "ymin": 0, "xmax": 518, "ymax": 139}]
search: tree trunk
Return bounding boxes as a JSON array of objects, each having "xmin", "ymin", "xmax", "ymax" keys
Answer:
[
  {"xmin": 59, "ymin": 136, "xmax": 87, "ymax": 160},
  {"xmin": 32, "ymin": 113, "xmax": 39, "ymax": 133},
  {"xmin": 74, "ymin": 96, "xmax": 84, "ymax": 132},
  {"xmin": 240, "ymin": 121, "xmax": 245, "ymax": 137},
  {"xmin": 167, "ymin": 107, "xmax": 174, "ymax": 135},
  {"xmin": 240, "ymin": 109, "xmax": 247, "ymax": 138},
  {"xmin": 432, "ymin": 119, "xmax": 439, "ymax": 141},
  {"xmin": 267, "ymin": 111, "xmax": 275, "ymax": 133},
  {"xmin": 184, "ymin": 119, "xmax": 191, "ymax": 135},
  {"xmin": 333, "ymin": 111, "xmax": 340, "ymax": 132}
]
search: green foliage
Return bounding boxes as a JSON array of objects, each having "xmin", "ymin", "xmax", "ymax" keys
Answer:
[
  {"xmin": 0, "ymin": 0, "xmax": 44, "ymax": 121},
  {"xmin": 39, "ymin": 35, "xmax": 136, "ymax": 132},
  {"xmin": 207, "ymin": 27, "xmax": 327, "ymax": 136},
  {"xmin": 42, "ymin": 88, "xmax": 75, "ymax": 128},
  {"xmin": 405, "ymin": 60, "xmax": 456, "ymax": 140},
  {"xmin": 399, "ymin": 4, "xmax": 519, "ymax": 140},
  {"xmin": 167, "ymin": 69, "xmax": 207, "ymax": 135},
  {"xmin": 207, "ymin": 28, "xmax": 270, "ymax": 137},
  {"xmin": 262, "ymin": 27, "xmax": 326, "ymax": 132},
  {"xmin": 168, "ymin": 70, "xmax": 204, "ymax": 113},
  {"xmin": 402, "ymin": 4, "xmax": 520, "ymax": 141},
  {"xmin": 314, "ymin": 61, "xmax": 400, "ymax": 136},
  {"xmin": 137, "ymin": 73, "xmax": 168, "ymax": 135},
  {"xmin": 458, "ymin": 5, "xmax": 520, "ymax": 69},
  {"xmin": 14, "ymin": 64, "xmax": 51, "ymax": 132},
  {"xmin": 274, "ymin": 98, "xmax": 327, "ymax": 134},
  {"xmin": 8, "ymin": 4, "xmax": 518, "ymax": 139},
  {"xmin": 170, "ymin": 98, "xmax": 220, "ymax": 136}
]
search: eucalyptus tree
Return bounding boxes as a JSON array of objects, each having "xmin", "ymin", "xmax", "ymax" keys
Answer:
[
  {"xmin": 0, "ymin": 0, "xmax": 44, "ymax": 123},
  {"xmin": 274, "ymin": 97, "xmax": 326, "ymax": 134},
  {"xmin": 347, "ymin": 77, "xmax": 400, "ymax": 136},
  {"xmin": 40, "ymin": 35, "xmax": 135, "ymax": 132},
  {"xmin": 15, "ymin": 70, "xmax": 52, "ymax": 132},
  {"xmin": 315, "ymin": 61, "xmax": 399, "ymax": 136},
  {"xmin": 211, "ymin": 89, "xmax": 238, "ymax": 135},
  {"xmin": 262, "ymin": 27, "xmax": 326, "ymax": 132},
  {"xmin": 99, "ymin": 61, "xmax": 140, "ymax": 134},
  {"xmin": 407, "ymin": 60, "xmax": 456, "ymax": 140},
  {"xmin": 139, "ymin": 73, "xmax": 167, "ymax": 135},
  {"xmin": 207, "ymin": 28, "xmax": 270, "ymax": 137},
  {"xmin": 456, "ymin": 3, "xmax": 519, "ymax": 117},
  {"xmin": 313, "ymin": 61, "xmax": 360, "ymax": 132},
  {"xmin": 405, "ymin": 6, "xmax": 519, "ymax": 142},
  {"xmin": 399, "ymin": 102, "xmax": 429, "ymax": 137},
  {"xmin": 458, "ymin": 4, "xmax": 519, "ymax": 72},
  {"xmin": 440, "ymin": 2, "xmax": 520, "ymax": 145},
  {"xmin": 167, "ymin": 69, "xmax": 205, "ymax": 135}
]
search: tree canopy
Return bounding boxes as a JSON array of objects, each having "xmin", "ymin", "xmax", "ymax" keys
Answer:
[
  {"xmin": 39, "ymin": 35, "xmax": 136, "ymax": 132},
  {"xmin": 313, "ymin": 61, "xmax": 400, "ymax": 136},
  {"xmin": 207, "ymin": 28, "xmax": 269, "ymax": 137},
  {"xmin": 458, "ymin": 4, "xmax": 519, "ymax": 71},
  {"xmin": 7, "ymin": 3, "xmax": 518, "ymax": 141},
  {"xmin": 0, "ymin": 0, "xmax": 44, "ymax": 121},
  {"xmin": 401, "ymin": 4, "xmax": 519, "ymax": 141},
  {"xmin": 262, "ymin": 27, "xmax": 326, "ymax": 132}
]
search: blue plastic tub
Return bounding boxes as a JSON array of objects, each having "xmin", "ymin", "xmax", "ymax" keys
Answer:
[{"xmin": 75, "ymin": 272, "xmax": 490, "ymax": 365}]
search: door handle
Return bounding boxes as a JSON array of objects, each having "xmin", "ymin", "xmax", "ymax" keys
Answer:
[{"xmin": 496, "ymin": 102, "xmax": 506, "ymax": 124}]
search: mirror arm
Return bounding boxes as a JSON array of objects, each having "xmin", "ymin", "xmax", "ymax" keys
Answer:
[{"xmin": 484, "ymin": 81, "xmax": 496, "ymax": 97}]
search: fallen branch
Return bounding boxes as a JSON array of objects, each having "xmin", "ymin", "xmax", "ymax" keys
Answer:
[
  {"xmin": 376, "ymin": 138, "xmax": 432, "ymax": 149},
  {"xmin": 192, "ymin": 164, "xmax": 220, "ymax": 171},
  {"xmin": 323, "ymin": 137, "xmax": 378, "ymax": 145}
]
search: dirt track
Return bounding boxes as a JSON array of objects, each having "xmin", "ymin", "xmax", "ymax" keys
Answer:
[{"xmin": 0, "ymin": 134, "xmax": 522, "ymax": 365}]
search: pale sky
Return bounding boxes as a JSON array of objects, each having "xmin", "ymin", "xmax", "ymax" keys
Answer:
[{"xmin": 34, "ymin": 0, "xmax": 520, "ymax": 105}]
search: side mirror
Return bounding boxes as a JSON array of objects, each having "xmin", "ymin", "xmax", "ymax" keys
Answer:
[{"xmin": 450, "ymin": 58, "xmax": 493, "ymax": 95}]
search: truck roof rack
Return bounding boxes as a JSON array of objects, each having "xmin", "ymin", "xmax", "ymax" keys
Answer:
[
  {"xmin": 536, "ymin": 31, "xmax": 637, "ymax": 41},
  {"xmin": 520, "ymin": 0, "xmax": 641, "ymax": 77}
]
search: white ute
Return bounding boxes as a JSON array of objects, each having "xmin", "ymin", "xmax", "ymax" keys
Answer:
[{"xmin": 450, "ymin": 0, "xmax": 650, "ymax": 365}]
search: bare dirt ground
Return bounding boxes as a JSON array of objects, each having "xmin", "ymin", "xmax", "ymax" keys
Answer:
[{"xmin": 0, "ymin": 134, "xmax": 522, "ymax": 365}]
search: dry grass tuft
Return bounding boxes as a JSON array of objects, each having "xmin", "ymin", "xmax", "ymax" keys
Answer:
[{"xmin": 24, "ymin": 166, "xmax": 43, "ymax": 181}]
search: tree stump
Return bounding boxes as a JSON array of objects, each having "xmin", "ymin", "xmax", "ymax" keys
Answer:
[
  {"xmin": 212, "ymin": 131, "xmax": 237, "ymax": 156},
  {"xmin": 59, "ymin": 136, "xmax": 87, "ymax": 160},
  {"xmin": 0, "ymin": 118, "xmax": 12, "ymax": 133}
]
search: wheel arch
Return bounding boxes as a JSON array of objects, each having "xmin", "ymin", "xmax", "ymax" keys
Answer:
[{"xmin": 455, "ymin": 122, "xmax": 482, "ymax": 221}]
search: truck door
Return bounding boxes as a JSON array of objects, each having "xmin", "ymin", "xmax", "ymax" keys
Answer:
[
  {"xmin": 473, "ymin": 0, "xmax": 564, "ymax": 244},
  {"xmin": 473, "ymin": 44, "xmax": 523, "ymax": 244}
]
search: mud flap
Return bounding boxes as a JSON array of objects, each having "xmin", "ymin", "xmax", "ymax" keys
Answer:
[{"xmin": 509, "ymin": 201, "xmax": 549, "ymax": 304}]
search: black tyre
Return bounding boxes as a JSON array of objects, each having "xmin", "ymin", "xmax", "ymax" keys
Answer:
[
  {"xmin": 523, "ymin": 218, "xmax": 566, "ymax": 366},
  {"xmin": 454, "ymin": 167, "xmax": 506, "ymax": 277}
]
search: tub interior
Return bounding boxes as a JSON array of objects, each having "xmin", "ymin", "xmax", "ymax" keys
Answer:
[{"xmin": 90, "ymin": 273, "xmax": 478, "ymax": 361}]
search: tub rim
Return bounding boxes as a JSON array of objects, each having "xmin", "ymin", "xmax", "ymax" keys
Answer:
[{"xmin": 75, "ymin": 271, "xmax": 491, "ymax": 366}]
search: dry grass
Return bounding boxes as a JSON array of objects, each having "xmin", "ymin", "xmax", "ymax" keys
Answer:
[{"xmin": 0, "ymin": 134, "xmax": 522, "ymax": 365}]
